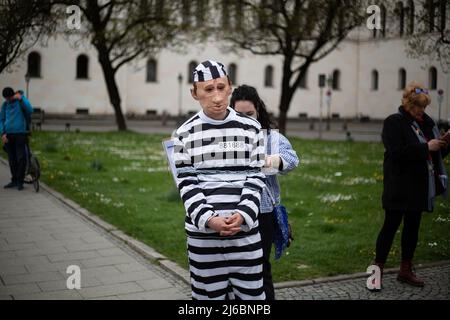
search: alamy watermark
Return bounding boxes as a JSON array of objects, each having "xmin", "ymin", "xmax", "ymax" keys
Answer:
[
  {"xmin": 66, "ymin": 265, "xmax": 81, "ymax": 290},
  {"xmin": 366, "ymin": 5, "xmax": 381, "ymax": 30},
  {"xmin": 366, "ymin": 265, "xmax": 381, "ymax": 290},
  {"xmin": 66, "ymin": 5, "xmax": 81, "ymax": 30}
]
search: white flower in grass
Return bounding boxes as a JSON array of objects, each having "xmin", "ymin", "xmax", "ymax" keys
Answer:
[
  {"xmin": 428, "ymin": 242, "xmax": 438, "ymax": 247},
  {"xmin": 113, "ymin": 202, "xmax": 124, "ymax": 208},
  {"xmin": 100, "ymin": 197, "xmax": 111, "ymax": 204},
  {"xmin": 300, "ymin": 173, "xmax": 334, "ymax": 184},
  {"xmin": 334, "ymin": 172, "xmax": 342, "ymax": 177},
  {"xmin": 434, "ymin": 216, "xmax": 450, "ymax": 223},
  {"xmin": 342, "ymin": 177, "xmax": 377, "ymax": 186},
  {"xmin": 148, "ymin": 155, "xmax": 164, "ymax": 161},
  {"xmin": 112, "ymin": 177, "xmax": 119, "ymax": 182},
  {"xmin": 147, "ymin": 167, "xmax": 167, "ymax": 173},
  {"xmin": 318, "ymin": 194, "xmax": 354, "ymax": 203},
  {"xmin": 301, "ymin": 155, "xmax": 348, "ymax": 166}
]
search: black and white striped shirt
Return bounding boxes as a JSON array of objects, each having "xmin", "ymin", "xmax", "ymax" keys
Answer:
[{"xmin": 173, "ymin": 107, "xmax": 266, "ymax": 239}]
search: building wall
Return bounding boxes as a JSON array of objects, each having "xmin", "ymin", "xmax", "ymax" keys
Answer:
[
  {"xmin": 1, "ymin": 31, "xmax": 449, "ymax": 122},
  {"xmin": 357, "ymin": 36, "xmax": 450, "ymax": 121},
  {"xmin": 1, "ymin": 37, "xmax": 117, "ymax": 114},
  {"xmin": 124, "ymin": 42, "xmax": 283, "ymax": 117}
]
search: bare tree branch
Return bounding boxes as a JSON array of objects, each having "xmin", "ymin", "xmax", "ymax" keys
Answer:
[
  {"xmin": 218, "ymin": 0, "xmax": 365, "ymax": 133},
  {"xmin": 0, "ymin": 0, "xmax": 54, "ymax": 73}
]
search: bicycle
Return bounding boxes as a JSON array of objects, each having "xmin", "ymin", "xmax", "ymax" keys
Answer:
[{"xmin": 23, "ymin": 142, "xmax": 41, "ymax": 192}]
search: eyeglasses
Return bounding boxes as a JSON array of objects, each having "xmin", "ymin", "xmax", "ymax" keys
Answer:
[{"xmin": 414, "ymin": 88, "xmax": 429, "ymax": 94}]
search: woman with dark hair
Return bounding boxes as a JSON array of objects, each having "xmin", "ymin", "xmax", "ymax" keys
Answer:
[
  {"xmin": 370, "ymin": 81, "xmax": 449, "ymax": 291},
  {"xmin": 230, "ymin": 85, "xmax": 299, "ymax": 300}
]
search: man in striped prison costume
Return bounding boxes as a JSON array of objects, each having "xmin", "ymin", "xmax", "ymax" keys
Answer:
[{"xmin": 172, "ymin": 60, "xmax": 266, "ymax": 300}]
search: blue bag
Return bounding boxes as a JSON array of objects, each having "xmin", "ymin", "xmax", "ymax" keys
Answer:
[
  {"xmin": 273, "ymin": 204, "xmax": 292, "ymax": 260},
  {"xmin": 264, "ymin": 185, "xmax": 293, "ymax": 260}
]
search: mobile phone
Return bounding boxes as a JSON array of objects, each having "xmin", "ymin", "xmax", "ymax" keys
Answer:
[{"xmin": 441, "ymin": 130, "xmax": 450, "ymax": 143}]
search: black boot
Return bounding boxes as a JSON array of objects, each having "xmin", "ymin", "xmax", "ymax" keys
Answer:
[{"xmin": 4, "ymin": 181, "xmax": 17, "ymax": 189}]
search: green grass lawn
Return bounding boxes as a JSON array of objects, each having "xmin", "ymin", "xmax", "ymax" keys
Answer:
[{"xmin": 9, "ymin": 131, "xmax": 449, "ymax": 282}]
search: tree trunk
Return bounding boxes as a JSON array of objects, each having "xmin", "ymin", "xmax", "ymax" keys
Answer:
[
  {"xmin": 96, "ymin": 45, "xmax": 127, "ymax": 131},
  {"xmin": 278, "ymin": 89, "xmax": 294, "ymax": 135},
  {"xmin": 277, "ymin": 56, "xmax": 295, "ymax": 135},
  {"xmin": 278, "ymin": 109, "xmax": 288, "ymax": 135}
]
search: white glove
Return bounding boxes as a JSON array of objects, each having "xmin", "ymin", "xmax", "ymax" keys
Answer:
[{"xmin": 264, "ymin": 154, "xmax": 281, "ymax": 169}]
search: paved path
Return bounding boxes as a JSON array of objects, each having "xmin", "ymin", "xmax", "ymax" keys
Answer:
[
  {"xmin": 276, "ymin": 263, "xmax": 450, "ymax": 300},
  {"xmin": 1, "ymin": 161, "xmax": 449, "ymax": 300},
  {"xmin": 0, "ymin": 163, "xmax": 190, "ymax": 300}
]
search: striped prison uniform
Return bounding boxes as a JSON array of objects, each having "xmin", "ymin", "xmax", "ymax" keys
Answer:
[{"xmin": 173, "ymin": 107, "xmax": 266, "ymax": 300}]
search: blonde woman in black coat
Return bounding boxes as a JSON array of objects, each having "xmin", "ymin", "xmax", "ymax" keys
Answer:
[{"xmin": 371, "ymin": 81, "xmax": 449, "ymax": 291}]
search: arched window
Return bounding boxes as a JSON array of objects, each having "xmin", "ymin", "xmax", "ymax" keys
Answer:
[
  {"xmin": 154, "ymin": 0, "xmax": 165, "ymax": 17},
  {"xmin": 146, "ymin": 59, "xmax": 157, "ymax": 82},
  {"xmin": 188, "ymin": 61, "xmax": 197, "ymax": 84},
  {"xmin": 424, "ymin": 0, "xmax": 446, "ymax": 32},
  {"xmin": 429, "ymin": 66, "xmax": 437, "ymax": 90},
  {"xmin": 196, "ymin": 0, "xmax": 207, "ymax": 27},
  {"xmin": 27, "ymin": 51, "xmax": 41, "ymax": 78},
  {"xmin": 407, "ymin": 0, "xmax": 415, "ymax": 35},
  {"xmin": 221, "ymin": 0, "xmax": 229, "ymax": 29},
  {"xmin": 371, "ymin": 70, "xmax": 379, "ymax": 91},
  {"xmin": 264, "ymin": 65, "xmax": 274, "ymax": 87},
  {"xmin": 380, "ymin": 5, "xmax": 387, "ymax": 37},
  {"xmin": 76, "ymin": 54, "xmax": 89, "ymax": 79},
  {"xmin": 332, "ymin": 69, "xmax": 341, "ymax": 90},
  {"xmin": 426, "ymin": 0, "xmax": 435, "ymax": 32},
  {"xmin": 228, "ymin": 63, "xmax": 237, "ymax": 84},
  {"xmin": 234, "ymin": 0, "xmax": 244, "ymax": 30},
  {"xmin": 396, "ymin": 2, "xmax": 405, "ymax": 36},
  {"xmin": 298, "ymin": 69, "xmax": 308, "ymax": 89},
  {"xmin": 439, "ymin": 0, "xmax": 447, "ymax": 31},
  {"xmin": 398, "ymin": 68, "xmax": 407, "ymax": 90},
  {"xmin": 182, "ymin": 0, "xmax": 191, "ymax": 26}
]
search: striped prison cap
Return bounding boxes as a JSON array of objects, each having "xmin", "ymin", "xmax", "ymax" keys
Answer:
[{"xmin": 193, "ymin": 60, "xmax": 228, "ymax": 83}]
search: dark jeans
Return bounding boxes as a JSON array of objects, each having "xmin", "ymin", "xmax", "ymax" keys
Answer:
[
  {"xmin": 375, "ymin": 210, "xmax": 422, "ymax": 264},
  {"xmin": 259, "ymin": 211, "xmax": 276, "ymax": 300},
  {"xmin": 4, "ymin": 133, "xmax": 27, "ymax": 185}
]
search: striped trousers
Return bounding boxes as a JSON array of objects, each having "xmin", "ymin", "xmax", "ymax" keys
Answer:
[{"xmin": 187, "ymin": 232, "xmax": 266, "ymax": 300}]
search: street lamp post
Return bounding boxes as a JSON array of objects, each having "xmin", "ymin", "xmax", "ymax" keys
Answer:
[
  {"xmin": 325, "ymin": 89, "xmax": 332, "ymax": 131},
  {"xmin": 318, "ymin": 74, "xmax": 326, "ymax": 139},
  {"xmin": 25, "ymin": 73, "xmax": 30, "ymax": 98},
  {"xmin": 437, "ymin": 89, "xmax": 444, "ymax": 128},
  {"xmin": 177, "ymin": 73, "xmax": 183, "ymax": 119},
  {"xmin": 326, "ymin": 75, "xmax": 333, "ymax": 131}
]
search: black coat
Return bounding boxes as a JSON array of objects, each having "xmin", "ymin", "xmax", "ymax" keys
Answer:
[{"xmin": 382, "ymin": 106, "xmax": 449, "ymax": 212}]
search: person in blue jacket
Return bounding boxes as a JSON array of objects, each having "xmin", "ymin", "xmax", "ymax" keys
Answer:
[
  {"xmin": 1, "ymin": 87, "xmax": 33, "ymax": 191},
  {"xmin": 230, "ymin": 85, "xmax": 299, "ymax": 300}
]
